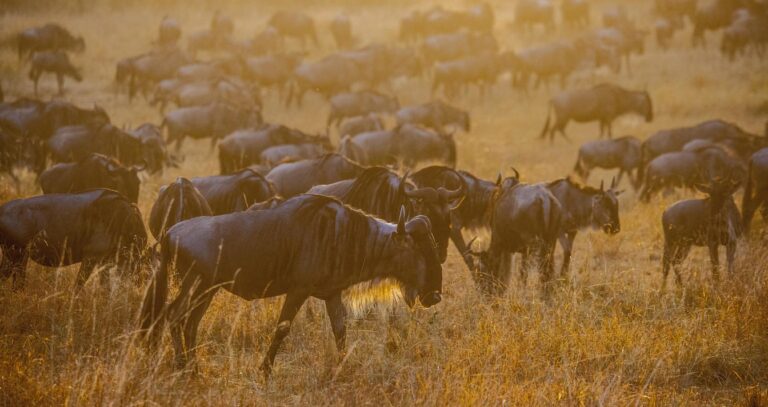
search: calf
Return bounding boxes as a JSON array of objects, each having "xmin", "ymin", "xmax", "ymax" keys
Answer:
[
  {"xmin": 661, "ymin": 180, "xmax": 742, "ymax": 289},
  {"xmin": 0, "ymin": 189, "xmax": 146, "ymax": 289},
  {"xmin": 148, "ymin": 177, "xmax": 212, "ymax": 240},
  {"xmin": 573, "ymin": 136, "xmax": 642, "ymax": 188},
  {"xmin": 29, "ymin": 51, "xmax": 82, "ymax": 96}
]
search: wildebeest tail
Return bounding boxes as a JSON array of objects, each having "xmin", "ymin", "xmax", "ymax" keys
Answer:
[
  {"xmin": 138, "ymin": 239, "xmax": 170, "ymax": 344},
  {"xmin": 446, "ymin": 134, "xmax": 457, "ymax": 168},
  {"xmin": 636, "ymin": 145, "xmax": 647, "ymax": 188},
  {"xmin": 742, "ymin": 159, "xmax": 753, "ymax": 230},
  {"xmin": 573, "ymin": 153, "xmax": 586, "ymax": 178},
  {"xmin": 538, "ymin": 102, "xmax": 552, "ymax": 139}
]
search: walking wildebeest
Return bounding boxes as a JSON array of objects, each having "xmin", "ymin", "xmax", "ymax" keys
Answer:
[
  {"xmin": 308, "ymin": 166, "xmax": 463, "ymax": 263},
  {"xmin": 0, "ymin": 189, "xmax": 146, "ymax": 289},
  {"xmin": 162, "ymin": 102, "xmax": 262, "ymax": 151},
  {"xmin": 339, "ymin": 114, "xmax": 384, "ymax": 137},
  {"xmin": 396, "ymin": 100, "xmax": 470, "ymax": 133},
  {"xmin": 661, "ymin": 179, "xmax": 743, "ymax": 289},
  {"xmin": 268, "ymin": 11, "xmax": 319, "ymax": 48},
  {"xmin": 29, "ymin": 51, "xmax": 82, "ymax": 96},
  {"xmin": 573, "ymin": 136, "xmax": 643, "ymax": 188},
  {"xmin": 266, "ymin": 154, "xmax": 365, "ymax": 198},
  {"xmin": 410, "ymin": 166, "xmax": 502, "ymax": 269},
  {"xmin": 327, "ymin": 91, "xmax": 399, "ymax": 129},
  {"xmin": 128, "ymin": 123, "xmax": 171, "ymax": 175},
  {"xmin": 39, "ymin": 153, "xmax": 144, "ymax": 203},
  {"xmin": 539, "ymin": 83, "xmax": 653, "ymax": 142},
  {"xmin": 17, "ymin": 23, "xmax": 84, "ymax": 61},
  {"xmin": 138, "ymin": 194, "xmax": 442, "ymax": 375},
  {"xmin": 287, "ymin": 55, "xmax": 362, "ymax": 107},
  {"xmin": 547, "ymin": 177, "xmax": 622, "ymax": 276},
  {"xmin": 148, "ymin": 177, "xmax": 213, "ymax": 240},
  {"xmin": 191, "ymin": 169, "xmax": 276, "ymax": 215},
  {"xmin": 48, "ymin": 123, "xmax": 143, "ymax": 165},
  {"xmin": 465, "ymin": 180, "xmax": 563, "ymax": 295},
  {"xmin": 742, "ymin": 148, "xmax": 768, "ymax": 234}
]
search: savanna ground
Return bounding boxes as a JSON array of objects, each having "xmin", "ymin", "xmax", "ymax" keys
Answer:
[{"xmin": 1, "ymin": 0, "xmax": 768, "ymax": 405}]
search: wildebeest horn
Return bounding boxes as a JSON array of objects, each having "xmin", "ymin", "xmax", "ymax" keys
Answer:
[
  {"xmin": 397, "ymin": 206, "xmax": 406, "ymax": 235},
  {"xmin": 406, "ymin": 187, "xmax": 439, "ymax": 201},
  {"xmin": 610, "ymin": 176, "xmax": 617, "ymax": 189},
  {"xmin": 510, "ymin": 167, "xmax": 520, "ymax": 180},
  {"xmin": 437, "ymin": 185, "xmax": 464, "ymax": 201},
  {"xmin": 495, "ymin": 173, "xmax": 502, "ymax": 186},
  {"xmin": 397, "ymin": 171, "xmax": 410, "ymax": 197}
]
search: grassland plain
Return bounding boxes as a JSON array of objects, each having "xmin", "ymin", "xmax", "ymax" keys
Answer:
[{"xmin": 1, "ymin": 0, "xmax": 767, "ymax": 405}]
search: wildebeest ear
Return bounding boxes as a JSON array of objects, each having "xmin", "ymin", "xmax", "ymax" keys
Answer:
[{"xmin": 397, "ymin": 206, "xmax": 406, "ymax": 235}]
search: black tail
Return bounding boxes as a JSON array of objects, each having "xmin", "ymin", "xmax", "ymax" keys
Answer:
[
  {"xmin": 742, "ymin": 159, "xmax": 754, "ymax": 233},
  {"xmin": 538, "ymin": 103, "xmax": 552, "ymax": 140},
  {"xmin": 573, "ymin": 153, "xmax": 587, "ymax": 178},
  {"xmin": 138, "ymin": 241, "xmax": 169, "ymax": 344},
  {"xmin": 636, "ymin": 145, "xmax": 647, "ymax": 188}
]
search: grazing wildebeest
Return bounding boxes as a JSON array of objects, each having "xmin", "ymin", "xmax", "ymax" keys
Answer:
[
  {"xmin": 539, "ymin": 83, "xmax": 653, "ymax": 142},
  {"xmin": 327, "ymin": 91, "xmax": 399, "ymax": 129},
  {"xmin": 129, "ymin": 123, "xmax": 170, "ymax": 175},
  {"xmin": 339, "ymin": 114, "xmax": 384, "ymax": 137},
  {"xmin": 17, "ymin": 23, "xmax": 84, "ymax": 61},
  {"xmin": 395, "ymin": 124, "xmax": 457, "ymax": 169},
  {"xmin": 244, "ymin": 53, "xmax": 303, "ymax": 97},
  {"xmin": 0, "ymin": 189, "xmax": 146, "ymax": 289},
  {"xmin": 547, "ymin": 177, "xmax": 622, "ymax": 276},
  {"xmin": 138, "ymin": 194, "xmax": 442, "ymax": 375},
  {"xmin": 266, "ymin": 154, "xmax": 365, "ymax": 198},
  {"xmin": 432, "ymin": 52, "xmax": 505, "ymax": 98},
  {"xmin": 268, "ymin": 11, "xmax": 319, "ymax": 48},
  {"xmin": 259, "ymin": 142, "xmax": 330, "ymax": 168},
  {"xmin": 573, "ymin": 136, "xmax": 643, "ymax": 188},
  {"xmin": 562, "ymin": 0, "xmax": 590, "ymax": 28},
  {"xmin": 396, "ymin": 100, "xmax": 470, "ymax": 133},
  {"xmin": 287, "ymin": 55, "xmax": 362, "ymax": 107},
  {"xmin": 308, "ymin": 167, "xmax": 463, "ymax": 263},
  {"xmin": 48, "ymin": 123, "xmax": 143, "ymax": 165},
  {"xmin": 191, "ymin": 169, "xmax": 276, "ymax": 215},
  {"xmin": 508, "ymin": 41, "xmax": 585, "ymax": 90},
  {"xmin": 513, "ymin": 0, "xmax": 556, "ymax": 33},
  {"xmin": 465, "ymin": 180, "xmax": 563, "ymax": 295},
  {"xmin": 162, "ymin": 102, "xmax": 262, "ymax": 150},
  {"xmin": 217, "ymin": 124, "xmax": 327, "ymax": 174},
  {"xmin": 330, "ymin": 14, "xmax": 354, "ymax": 49},
  {"xmin": 742, "ymin": 148, "xmax": 768, "ymax": 234},
  {"xmin": 148, "ymin": 177, "xmax": 213, "ymax": 240},
  {"xmin": 661, "ymin": 180, "xmax": 742, "ymax": 289},
  {"xmin": 39, "ymin": 153, "xmax": 144, "ymax": 203},
  {"xmin": 337, "ymin": 130, "xmax": 397, "ymax": 166},
  {"xmin": 28, "ymin": 51, "xmax": 82, "ymax": 96},
  {"xmin": 410, "ymin": 166, "xmax": 501, "ymax": 269}
]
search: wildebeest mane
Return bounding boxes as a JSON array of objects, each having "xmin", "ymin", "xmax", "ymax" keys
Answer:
[
  {"xmin": 550, "ymin": 176, "xmax": 602, "ymax": 194},
  {"xmin": 339, "ymin": 166, "xmax": 410, "ymax": 220}
]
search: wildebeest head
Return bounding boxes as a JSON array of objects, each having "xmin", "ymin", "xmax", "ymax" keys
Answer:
[
  {"xmin": 463, "ymin": 237, "xmax": 509, "ymax": 296},
  {"xmin": 632, "ymin": 91, "xmax": 653, "ymax": 123},
  {"xmin": 401, "ymin": 173, "xmax": 464, "ymax": 263},
  {"xmin": 388, "ymin": 208, "xmax": 443, "ymax": 308},
  {"xmin": 591, "ymin": 177, "xmax": 622, "ymax": 234},
  {"xmin": 71, "ymin": 36, "xmax": 86, "ymax": 53},
  {"xmin": 695, "ymin": 177, "xmax": 741, "ymax": 216},
  {"xmin": 101, "ymin": 155, "xmax": 145, "ymax": 204}
]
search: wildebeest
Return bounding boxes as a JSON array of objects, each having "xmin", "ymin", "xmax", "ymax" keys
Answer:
[
  {"xmin": 17, "ymin": 23, "xmax": 85, "ymax": 61},
  {"xmin": 395, "ymin": 124, "xmax": 457, "ymax": 169},
  {"xmin": 539, "ymin": 83, "xmax": 653, "ymax": 142},
  {"xmin": 259, "ymin": 142, "xmax": 330, "ymax": 168},
  {"xmin": 465, "ymin": 180, "xmax": 563, "ymax": 295},
  {"xmin": 148, "ymin": 177, "xmax": 212, "ymax": 240},
  {"xmin": 431, "ymin": 52, "xmax": 505, "ymax": 98},
  {"xmin": 586, "ymin": 27, "xmax": 647, "ymax": 74},
  {"xmin": 508, "ymin": 41, "xmax": 586, "ymax": 90},
  {"xmin": 327, "ymin": 91, "xmax": 399, "ymax": 129},
  {"xmin": 656, "ymin": 17, "xmax": 684, "ymax": 50},
  {"xmin": 119, "ymin": 49, "xmax": 191, "ymax": 101},
  {"xmin": 287, "ymin": 55, "xmax": 362, "ymax": 107},
  {"xmin": 421, "ymin": 32, "xmax": 498, "ymax": 65},
  {"xmin": 139, "ymin": 194, "xmax": 442, "ymax": 374},
  {"xmin": 399, "ymin": 6, "xmax": 493, "ymax": 42},
  {"xmin": 128, "ymin": 123, "xmax": 170, "ymax": 175},
  {"xmin": 217, "ymin": 124, "xmax": 327, "ymax": 174},
  {"xmin": 547, "ymin": 177, "xmax": 622, "ymax": 276},
  {"xmin": 573, "ymin": 136, "xmax": 643, "ymax": 188},
  {"xmin": 691, "ymin": 0, "xmax": 743, "ymax": 47},
  {"xmin": 513, "ymin": 0, "xmax": 556, "ymax": 32},
  {"xmin": 29, "ymin": 51, "xmax": 82, "ymax": 96},
  {"xmin": 330, "ymin": 14, "xmax": 354, "ymax": 49},
  {"xmin": 48, "ymin": 123, "xmax": 143, "ymax": 165},
  {"xmin": 308, "ymin": 166, "xmax": 463, "ymax": 263},
  {"xmin": 244, "ymin": 53, "xmax": 304, "ymax": 97},
  {"xmin": 720, "ymin": 9, "xmax": 768, "ymax": 60},
  {"xmin": 40, "ymin": 153, "xmax": 144, "ymax": 203},
  {"xmin": 0, "ymin": 189, "xmax": 146, "ymax": 289},
  {"xmin": 562, "ymin": 0, "xmax": 590, "ymax": 28},
  {"xmin": 266, "ymin": 153, "xmax": 365, "ymax": 198},
  {"xmin": 742, "ymin": 148, "xmax": 768, "ymax": 234},
  {"xmin": 162, "ymin": 102, "xmax": 262, "ymax": 150},
  {"xmin": 396, "ymin": 100, "xmax": 470, "ymax": 133},
  {"xmin": 268, "ymin": 11, "xmax": 319, "ymax": 48},
  {"xmin": 661, "ymin": 180, "xmax": 742, "ymax": 289},
  {"xmin": 339, "ymin": 114, "xmax": 384, "ymax": 137},
  {"xmin": 191, "ymin": 169, "xmax": 276, "ymax": 215},
  {"xmin": 157, "ymin": 17, "xmax": 181, "ymax": 48}
]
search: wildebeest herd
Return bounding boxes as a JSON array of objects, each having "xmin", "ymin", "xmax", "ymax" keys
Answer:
[{"xmin": 1, "ymin": 0, "xmax": 767, "ymax": 379}]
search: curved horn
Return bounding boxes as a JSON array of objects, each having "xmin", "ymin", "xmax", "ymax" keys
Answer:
[
  {"xmin": 397, "ymin": 206, "xmax": 406, "ymax": 235},
  {"xmin": 510, "ymin": 166, "xmax": 520, "ymax": 180},
  {"xmin": 611, "ymin": 176, "xmax": 617, "ymax": 189},
  {"xmin": 438, "ymin": 184, "xmax": 464, "ymax": 201},
  {"xmin": 405, "ymin": 187, "xmax": 439, "ymax": 201},
  {"xmin": 495, "ymin": 173, "xmax": 502, "ymax": 186},
  {"xmin": 398, "ymin": 170, "xmax": 410, "ymax": 197}
]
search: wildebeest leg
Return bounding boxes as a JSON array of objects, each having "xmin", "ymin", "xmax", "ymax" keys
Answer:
[
  {"xmin": 726, "ymin": 240, "xmax": 737, "ymax": 275},
  {"xmin": 31, "ymin": 70, "xmax": 40, "ymax": 97},
  {"xmin": 56, "ymin": 73, "xmax": 64, "ymax": 95},
  {"xmin": 324, "ymin": 293, "xmax": 347, "ymax": 353},
  {"xmin": 179, "ymin": 282, "xmax": 218, "ymax": 370},
  {"xmin": 662, "ymin": 242, "xmax": 688, "ymax": 291},
  {"xmin": 450, "ymin": 227, "xmax": 472, "ymax": 269},
  {"xmin": 519, "ymin": 250, "xmax": 530, "ymax": 286},
  {"xmin": 558, "ymin": 231, "xmax": 577, "ymax": 278},
  {"xmin": 0, "ymin": 244, "xmax": 28, "ymax": 290},
  {"xmin": 76, "ymin": 257, "xmax": 100, "ymax": 288},
  {"xmin": 261, "ymin": 291, "xmax": 309, "ymax": 378},
  {"xmin": 708, "ymin": 243, "xmax": 720, "ymax": 282}
]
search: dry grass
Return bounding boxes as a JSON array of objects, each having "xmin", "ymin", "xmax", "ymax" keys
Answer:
[{"xmin": 1, "ymin": 0, "xmax": 768, "ymax": 405}]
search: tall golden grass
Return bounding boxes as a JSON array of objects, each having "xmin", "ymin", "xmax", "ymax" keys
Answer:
[{"xmin": 1, "ymin": 0, "xmax": 767, "ymax": 405}]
